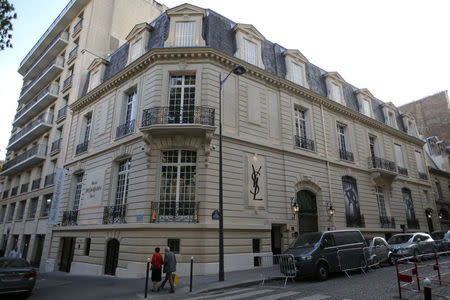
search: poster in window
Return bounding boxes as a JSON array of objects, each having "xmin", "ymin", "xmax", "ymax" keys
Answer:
[
  {"xmin": 402, "ymin": 189, "xmax": 416, "ymax": 223},
  {"xmin": 342, "ymin": 176, "xmax": 362, "ymax": 227}
]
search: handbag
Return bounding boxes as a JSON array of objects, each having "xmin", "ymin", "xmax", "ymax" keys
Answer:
[
  {"xmin": 150, "ymin": 264, "xmax": 156, "ymax": 271},
  {"xmin": 172, "ymin": 273, "xmax": 178, "ymax": 286}
]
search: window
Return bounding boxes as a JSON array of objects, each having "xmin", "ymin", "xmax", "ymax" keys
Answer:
[
  {"xmin": 388, "ymin": 112, "xmax": 396, "ymax": 128},
  {"xmin": 292, "ymin": 64, "xmax": 304, "ymax": 86},
  {"xmin": 125, "ymin": 91, "xmax": 137, "ymax": 125},
  {"xmin": 175, "ymin": 22, "xmax": 195, "ymax": 47},
  {"xmin": 130, "ymin": 39, "xmax": 142, "ymax": 61},
  {"xmin": 91, "ymin": 71, "xmax": 100, "ymax": 89},
  {"xmin": 362, "ymin": 99, "xmax": 371, "ymax": 117},
  {"xmin": 159, "ymin": 150, "xmax": 196, "ymax": 219},
  {"xmin": 115, "ymin": 158, "xmax": 131, "ymax": 205},
  {"xmin": 244, "ymin": 39, "xmax": 257, "ymax": 65},
  {"xmin": 41, "ymin": 194, "xmax": 53, "ymax": 217},
  {"xmin": 168, "ymin": 239, "xmax": 180, "ymax": 254},
  {"xmin": 408, "ymin": 120, "xmax": 416, "ymax": 136},
  {"xmin": 375, "ymin": 186, "xmax": 390, "ymax": 218},
  {"xmin": 168, "ymin": 75, "xmax": 196, "ymax": 124},
  {"xmin": 116, "ymin": 90, "xmax": 137, "ymax": 138},
  {"xmin": 331, "ymin": 83, "xmax": 342, "ymax": 104},
  {"xmin": 337, "ymin": 123, "xmax": 352, "ymax": 161},
  {"xmin": 402, "ymin": 188, "xmax": 418, "ymax": 228},
  {"xmin": 294, "ymin": 106, "xmax": 313, "ymax": 150},
  {"xmin": 394, "ymin": 144, "xmax": 405, "ymax": 168},
  {"xmin": 252, "ymin": 239, "xmax": 261, "ymax": 253},
  {"xmin": 415, "ymin": 151, "xmax": 426, "ymax": 177},
  {"xmin": 72, "ymin": 173, "xmax": 83, "ymax": 210},
  {"xmin": 81, "ymin": 113, "xmax": 92, "ymax": 143},
  {"xmin": 28, "ymin": 197, "xmax": 38, "ymax": 219},
  {"xmin": 369, "ymin": 136, "xmax": 378, "ymax": 158},
  {"xmin": 84, "ymin": 238, "xmax": 91, "ymax": 256},
  {"xmin": 436, "ymin": 180, "xmax": 443, "ymax": 200},
  {"xmin": 0, "ymin": 205, "xmax": 6, "ymax": 223},
  {"xmin": 342, "ymin": 176, "xmax": 363, "ymax": 227},
  {"xmin": 16, "ymin": 200, "xmax": 26, "ymax": 220},
  {"xmin": 7, "ymin": 203, "xmax": 15, "ymax": 221}
]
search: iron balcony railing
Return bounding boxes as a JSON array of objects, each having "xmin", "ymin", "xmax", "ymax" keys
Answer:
[
  {"xmin": 62, "ymin": 74, "xmax": 73, "ymax": 90},
  {"xmin": 8, "ymin": 112, "xmax": 53, "ymax": 147},
  {"xmin": 368, "ymin": 156, "xmax": 396, "ymax": 173},
  {"xmin": 339, "ymin": 148, "xmax": 354, "ymax": 162},
  {"xmin": 150, "ymin": 201, "xmax": 200, "ymax": 223},
  {"xmin": 51, "ymin": 138, "xmax": 62, "ymax": 153},
  {"xmin": 20, "ymin": 183, "xmax": 29, "ymax": 194},
  {"xmin": 73, "ymin": 18, "xmax": 83, "ymax": 34},
  {"xmin": 10, "ymin": 186, "xmax": 18, "ymax": 197},
  {"xmin": 346, "ymin": 213, "xmax": 365, "ymax": 228},
  {"xmin": 418, "ymin": 172, "xmax": 428, "ymax": 180},
  {"xmin": 31, "ymin": 178, "xmax": 41, "ymax": 191},
  {"xmin": 116, "ymin": 119, "xmax": 135, "ymax": 138},
  {"xmin": 2, "ymin": 144, "xmax": 47, "ymax": 173},
  {"xmin": 397, "ymin": 166, "xmax": 408, "ymax": 177},
  {"xmin": 68, "ymin": 45, "xmax": 78, "ymax": 61},
  {"xmin": 57, "ymin": 105, "xmax": 67, "ymax": 120},
  {"xmin": 2, "ymin": 190, "xmax": 9, "ymax": 199},
  {"xmin": 14, "ymin": 82, "xmax": 59, "ymax": 122},
  {"xmin": 294, "ymin": 135, "xmax": 315, "ymax": 151},
  {"xmin": 407, "ymin": 219, "xmax": 420, "ymax": 229},
  {"xmin": 62, "ymin": 210, "xmax": 79, "ymax": 226},
  {"xmin": 141, "ymin": 106, "xmax": 215, "ymax": 127},
  {"xmin": 103, "ymin": 204, "xmax": 127, "ymax": 224},
  {"xmin": 20, "ymin": 56, "xmax": 64, "ymax": 98},
  {"xmin": 75, "ymin": 140, "xmax": 89, "ymax": 155},
  {"xmin": 23, "ymin": 31, "xmax": 64, "ymax": 75},
  {"xmin": 44, "ymin": 173, "xmax": 55, "ymax": 187},
  {"xmin": 379, "ymin": 216, "xmax": 396, "ymax": 228}
]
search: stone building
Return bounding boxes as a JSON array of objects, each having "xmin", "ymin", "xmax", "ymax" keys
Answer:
[
  {"xmin": 0, "ymin": 0, "xmax": 166, "ymax": 271},
  {"xmin": 40, "ymin": 3, "xmax": 439, "ymax": 277}
]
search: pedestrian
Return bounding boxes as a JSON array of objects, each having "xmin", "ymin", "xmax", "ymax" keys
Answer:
[
  {"xmin": 9, "ymin": 246, "xmax": 21, "ymax": 259},
  {"xmin": 150, "ymin": 247, "xmax": 163, "ymax": 292},
  {"xmin": 157, "ymin": 246, "xmax": 176, "ymax": 293},
  {"xmin": 293, "ymin": 232, "xmax": 299, "ymax": 239}
]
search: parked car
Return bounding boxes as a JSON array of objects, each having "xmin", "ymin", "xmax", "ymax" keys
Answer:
[
  {"xmin": 431, "ymin": 231, "xmax": 450, "ymax": 252},
  {"xmin": 0, "ymin": 258, "xmax": 37, "ymax": 295},
  {"xmin": 388, "ymin": 233, "xmax": 435, "ymax": 258},
  {"xmin": 366, "ymin": 237, "xmax": 394, "ymax": 266},
  {"xmin": 283, "ymin": 230, "xmax": 365, "ymax": 281}
]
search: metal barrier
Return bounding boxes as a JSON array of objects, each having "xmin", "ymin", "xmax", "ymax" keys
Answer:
[
  {"xmin": 395, "ymin": 251, "xmax": 450, "ymax": 299},
  {"xmin": 337, "ymin": 247, "xmax": 368, "ymax": 278},
  {"xmin": 253, "ymin": 254, "xmax": 296, "ymax": 287}
]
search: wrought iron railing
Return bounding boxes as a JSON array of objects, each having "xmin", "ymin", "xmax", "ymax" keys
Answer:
[
  {"xmin": 141, "ymin": 106, "xmax": 215, "ymax": 127},
  {"xmin": 57, "ymin": 105, "xmax": 67, "ymax": 120},
  {"xmin": 346, "ymin": 213, "xmax": 365, "ymax": 228},
  {"xmin": 62, "ymin": 210, "xmax": 79, "ymax": 226},
  {"xmin": 75, "ymin": 140, "xmax": 89, "ymax": 155},
  {"xmin": 2, "ymin": 190, "xmax": 9, "ymax": 199},
  {"xmin": 339, "ymin": 148, "xmax": 354, "ymax": 162},
  {"xmin": 8, "ymin": 112, "xmax": 53, "ymax": 146},
  {"xmin": 10, "ymin": 186, "xmax": 18, "ymax": 197},
  {"xmin": 397, "ymin": 166, "xmax": 408, "ymax": 177},
  {"xmin": 44, "ymin": 173, "xmax": 55, "ymax": 187},
  {"xmin": 73, "ymin": 18, "xmax": 83, "ymax": 34},
  {"xmin": 103, "ymin": 204, "xmax": 127, "ymax": 224},
  {"xmin": 51, "ymin": 138, "xmax": 61, "ymax": 153},
  {"xmin": 379, "ymin": 216, "xmax": 396, "ymax": 228},
  {"xmin": 15, "ymin": 82, "xmax": 59, "ymax": 122},
  {"xmin": 20, "ymin": 56, "xmax": 64, "ymax": 98},
  {"xmin": 407, "ymin": 219, "xmax": 420, "ymax": 229},
  {"xmin": 68, "ymin": 45, "xmax": 78, "ymax": 61},
  {"xmin": 294, "ymin": 135, "xmax": 315, "ymax": 151},
  {"xmin": 368, "ymin": 156, "xmax": 396, "ymax": 172},
  {"xmin": 31, "ymin": 178, "xmax": 41, "ymax": 191},
  {"xmin": 418, "ymin": 172, "xmax": 428, "ymax": 180},
  {"xmin": 20, "ymin": 183, "xmax": 29, "ymax": 194},
  {"xmin": 62, "ymin": 74, "xmax": 73, "ymax": 90},
  {"xmin": 116, "ymin": 120, "xmax": 135, "ymax": 138},
  {"xmin": 150, "ymin": 201, "xmax": 199, "ymax": 223},
  {"xmin": 2, "ymin": 144, "xmax": 47, "ymax": 172}
]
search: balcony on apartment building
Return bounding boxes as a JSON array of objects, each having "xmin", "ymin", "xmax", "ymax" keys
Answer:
[
  {"xmin": 56, "ymin": 105, "xmax": 67, "ymax": 121},
  {"xmin": 62, "ymin": 210, "xmax": 78, "ymax": 226},
  {"xmin": 419, "ymin": 172, "xmax": 428, "ymax": 180},
  {"xmin": 50, "ymin": 138, "xmax": 62, "ymax": 154},
  {"xmin": 13, "ymin": 82, "xmax": 59, "ymax": 127},
  {"xmin": 31, "ymin": 178, "xmax": 41, "ymax": 191},
  {"xmin": 339, "ymin": 148, "xmax": 354, "ymax": 162},
  {"xmin": 397, "ymin": 166, "xmax": 409, "ymax": 177},
  {"xmin": 150, "ymin": 201, "xmax": 200, "ymax": 223},
  {"xmin": 141, "ymin": 106, "xmax": 215, "ymax": 136},
  {"xmin": 19, "ymin": 56, "xmax": 64, "ymax": 104},
  {"xmin": 20, "ymin": 182, "xmax": 29, "ymax": 194},
  {"xmin": 44, "ymin": 172, "xmax": 56, "ymax": 187},
  {"xmin": 103, "ymin": 204, "xmax": 127, "ymax": 224},
  {"xmin": 294, "ymin": 135, "xmax": 315, "ymax": 151},
  {"xmin": 116, "ymin": 120, "xmax": 135, "ymax": 139},
  {"xmin": 0, "ymin": 144, "xmax": 47, "ymax": 176},
  {"xmin": 22, "ymin": 31, "xmax": 69, "ymax": 82},
  {"xmin": 72, "ymin": 18, "xmax": 83, "ymax": 37},
  {"xmin": 75, "ymin": 140, "xmax": 88, "ymax": 155},
  {"xmin": 61, "ymin": 74, "xmax": 73, "ymax": 93},
  {"xmin": 367, "ymin": 156, "xmax": 397, "ymax": 185},
  {"xmin": 7, "ymin": 112, "xmax": 53, "ymax": 151},
  {"xmin": 67, "ymin": 45, "xmax": 78, "ymax": 64}
]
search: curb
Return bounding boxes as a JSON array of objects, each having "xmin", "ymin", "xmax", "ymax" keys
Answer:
[{"xmin": 189, "ymin": 278, "xmax": 261, "ymax": 295}]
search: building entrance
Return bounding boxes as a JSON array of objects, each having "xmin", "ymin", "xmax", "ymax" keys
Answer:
[
  {"xmin": 271, "ymin": 225, "xmax": 282, "ymax": 255},
  {"xmin": 59, "ymin": 237, "xmax": 75, "ymax": 272},
  {"xmin": 297, "ymin": 190, "xmax": 318, "ymax": 234},
  {"xmin": 105, "ymin": 239, "xmax": 120, "ymax": 275}
]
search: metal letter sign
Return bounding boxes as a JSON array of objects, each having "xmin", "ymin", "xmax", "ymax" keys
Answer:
[
  {"xmin": 48, "ymin": 168, "xmax": 65, "ymax": 225},
  {"xmin": 250, "ymin": 164, "xmax": 262, "ymax": 200}
]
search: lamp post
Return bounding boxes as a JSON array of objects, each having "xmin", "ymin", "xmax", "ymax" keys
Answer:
[{"xmin": 218, "ymin": 65, "xmax": 246, "ymax": 282}]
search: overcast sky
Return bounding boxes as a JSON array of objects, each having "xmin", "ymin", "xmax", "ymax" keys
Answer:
[{"xmin": 0, "ymin": 0, "xmax": 449, "ymax": 159}]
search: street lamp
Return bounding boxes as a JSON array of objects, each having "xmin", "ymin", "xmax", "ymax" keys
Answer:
[{"xmin": 218, "ymin": 65, "xmax": 246, "ymax": 282}]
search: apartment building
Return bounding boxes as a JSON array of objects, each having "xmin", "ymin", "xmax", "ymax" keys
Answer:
[
  {"xmin": 34, "ymin": 3, "xmax": 439, "ymax": 277},
  {"xmin": 0, "ymin": 0, "xmax": 166, "ymax": 270}
]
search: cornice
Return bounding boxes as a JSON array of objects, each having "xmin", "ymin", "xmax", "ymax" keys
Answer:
[{"xmin": 70, "ymin": 47, "xmax": 425, "ymax": 146}]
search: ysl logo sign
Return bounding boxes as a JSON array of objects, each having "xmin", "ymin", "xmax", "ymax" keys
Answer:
[{"xmin": 250, "ymin": 164, "xmax": 262, "ymax": 200}]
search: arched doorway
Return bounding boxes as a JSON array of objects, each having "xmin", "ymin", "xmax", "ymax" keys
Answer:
[
  {"xmin": 105, "ymin": 239, "xmax": 120, "ymax": 276},
  {"xmin": 297, "ymin": 190, "xmax": 318, "ymax": 234}
]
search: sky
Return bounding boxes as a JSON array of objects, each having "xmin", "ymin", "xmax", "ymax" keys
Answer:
[{"xmin": 0, "ymin": 0, "xmax": 449, "ymax": 159}]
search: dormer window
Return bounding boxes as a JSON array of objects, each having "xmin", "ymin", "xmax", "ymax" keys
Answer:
[
  {"xmin": 164, "ymin": 4, "xmax": 206, "ymax": 48},
  {"xmin": 175, "ymin": 22, "xmax": 195, "ymax": 46},
  {"xmin": 382, "ymin": 103, "xmax": 398, "ymax": 129},
  {"xmin": 87, "ymin": 58, "xmax": 108, "ymax": 92},
  {"xmin": 388, "ymin": 112, "xmax": 396, "ymax": 127},
  {"xmin": 292, "ymin": 64, "xmax": 305, "ymax": 86},
  {"xmin": 244, "ymin": 39, "xmax": 257, "ymax": 65},
  {"xmin": 401, "ymin": 112, "xmax": 417, "ymax": 136},
  {"xmin": 130, "ymin": 39, "xmax": 143, "ymax": 62},
  {"xmin": 324, "ymin": 72, "xmax": 345, "ymax": 105},
  {"xmin": 283, "ymin": 49, "xmax": 308, "ymax": 88},
  {"xmin": 331, "ymin": 83, "xmax": 342, "ymax": 104},
  {"xmin": 91, "ymin": 71, "xmax": 100, "ymax": 90},
  {"xmin": 355, "ymin": 89, "xmax": 374, "ymax": 118},
  {"xmin": 125, "ymin": 23, "xmax": 151, "ymax": 65},
  {"xmin": 233, "ymin": 24, "xmax": 265, "ymax": 68}
]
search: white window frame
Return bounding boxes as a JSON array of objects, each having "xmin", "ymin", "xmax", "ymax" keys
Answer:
[
  {"xmin": 337, "ymin": 123, "xmax": 349, "ymax": 152},
  {"xmin": 90, "ymin": 71, "xmax": 100, "ymax": 90},
  {"xmin": 294, "ymin": 106, "xmax": 308, "ymax": 139},
  {"xmin": 125, "ymin": 91, "xmax": 137, "ymax": 124},
  {"xmin": 331, "ymin": 83, "xmax": 343, "ymax": 104},
  {"xmin": 375, "ymin": 186, "xmax": 391, "ymax": 218},
  {"xmin": 115, "ymin": 158, "xmax": 131, "ymax": 205},
  {"xmin": 394, "ymin": 144, "xmax": 405, "ymax": 168},
  {"xmin": 130, "ymin": 39, "xmax": 142, "ymax": 62},
  {"xmin": 415, "ymin": 151, "xmax": 425, "ymax": 173},
  {"xmin": 72, "ymin": 173, "xmax": 83, "ymax": 210},
  {"xmin": 175, "ymin": 22, "xmax": 195, "ymax": 47},
  {"xmin": 292, "ymin": 64, "xmax": 305, "ymax": 86},
  {"xmin": 81, "ymin": 113, "xmax": 92, "ymax": 143},
  {"xmin": 244, "ymin": 39, "xmax": 258, "ymax": 65},
  {"xmin": 362, "ymin": 99, "xmax": 371, "ymax": 117}
]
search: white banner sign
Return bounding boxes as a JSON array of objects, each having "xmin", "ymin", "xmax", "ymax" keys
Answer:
[{"xmin": 48, "ymin": 168, "xmax": 65, "ymax": 225}]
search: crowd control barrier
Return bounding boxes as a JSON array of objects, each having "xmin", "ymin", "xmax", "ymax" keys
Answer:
[{"xmin": 253, "ymin": 254, "xmax": 296, "ymax": 287}]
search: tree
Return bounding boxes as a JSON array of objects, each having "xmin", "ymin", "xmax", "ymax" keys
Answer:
[{"xmin": 0, "ymin": 0, "xmax": 16, "ymax": 50}]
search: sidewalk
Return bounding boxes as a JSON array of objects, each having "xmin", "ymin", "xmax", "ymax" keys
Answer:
[{"xmin": 136, "ymin": 268, "xmax": 263, "ymax": 299}]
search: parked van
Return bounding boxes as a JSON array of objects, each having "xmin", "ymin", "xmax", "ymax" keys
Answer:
[{"xmin": 283, "ymin": 230, "xmax": 365, "ymax": 281}]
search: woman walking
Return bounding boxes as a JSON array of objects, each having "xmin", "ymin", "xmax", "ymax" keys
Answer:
[{"xmin": 150, "ymin": 247, "xmax": 163, "ymax": 292}]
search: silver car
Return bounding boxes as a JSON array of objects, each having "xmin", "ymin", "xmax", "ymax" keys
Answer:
[
  {"xmin": 366, "ymin": 237, "xmax": 394, "ymax": 265},
  {"xmin": 388, "ymin": 233, "xmax": 435, "ymax": 258},
  {"xmin": 0, "ymin": 258, "xmax": 37, "ymax": 296}
]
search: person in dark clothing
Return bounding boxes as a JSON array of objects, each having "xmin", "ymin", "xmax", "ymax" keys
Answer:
[
  {"xmin": 151, "ymin": 247, "xmax": 163, "ymax": 292},
  {"xmin": 157, "ymin": 246, "xmax": 177, "ymax": 293}
]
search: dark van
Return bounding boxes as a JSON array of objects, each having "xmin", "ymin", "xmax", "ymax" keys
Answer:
[{"xmin": 283, "ymin": 230, "xmax": 365, "ymax": 281}]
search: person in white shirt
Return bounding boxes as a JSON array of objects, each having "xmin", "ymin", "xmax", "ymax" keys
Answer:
[{"xmin": 9, "ymin": 246, "xmax": 22, "ymax": 259}]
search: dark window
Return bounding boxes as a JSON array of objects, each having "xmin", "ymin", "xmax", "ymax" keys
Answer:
[
  {"xmin": 85, "ymin": 238, "xmax": 91, "ymax": 256},
  {"xmin": 168, "ymin": 239, "xmax": 180, "ymax": 254},
  {"xmin": 334, "ymin": 231, "xmax": 363, "ymax": 245},
  {"xmin": 322, "ymin": 233, "xmax": 335, "ymax": 247},
  {"xmin": 252, "ymin": 239, "xmax": 260, "ymax": 253}
]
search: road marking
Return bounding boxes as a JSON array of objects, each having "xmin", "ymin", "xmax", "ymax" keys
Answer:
[
  {"xmin": 215, "ymin": 289, "xmax": 274, "ymax": 300},
  {"xmin": 256, "ymin": 291, "xmax": 300, "ymax": 300},
  {"xmin": 185, "ymin": 287, "xmax": 257, "ymax": 300},
  {"xmin": 297, "ymin": 294, "xmax": 331, "ymax": 300}
]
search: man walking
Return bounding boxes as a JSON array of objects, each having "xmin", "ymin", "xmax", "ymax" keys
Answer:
[
  {"xmin": 9, "ymin": 246, "xmax": 22, "ymax": 258},
  {"xmin": 158, "ymin": 246, "xmax": 176, "ymax": 293}
]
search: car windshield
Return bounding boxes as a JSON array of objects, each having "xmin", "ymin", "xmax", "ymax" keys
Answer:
[
  {"xmin": 431, "ymin": 232, "xmax": 445, "ymax": 240},
  {"xmin": 388, "ymin": 234, "xmax": 413, "ymax": 244},
  {"xmin": 289, "ymin": 232, "xmax": 322, "ymax": 248},
  {"xmin": 0, "ymin": 258, "xmax": 30, "ymax": 268}
]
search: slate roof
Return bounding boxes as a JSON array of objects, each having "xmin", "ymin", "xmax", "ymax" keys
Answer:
[{"xmin": 81, "ymin": 5, "xmax": 406, "ymax": 131}]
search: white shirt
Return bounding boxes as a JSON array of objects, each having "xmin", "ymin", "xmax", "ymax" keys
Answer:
[{"xmin": 9, "ymin": 249, "xmax": 21, "ymax": 258}]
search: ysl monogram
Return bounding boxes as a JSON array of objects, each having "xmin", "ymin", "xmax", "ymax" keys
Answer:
[{"xmin": 250, "ymin": 164, "xmax": 262, "ymax": 200}]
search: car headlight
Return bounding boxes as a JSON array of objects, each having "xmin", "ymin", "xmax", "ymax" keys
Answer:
[{"xmin": 299, "ymin": 256, "xmax": 312, "ymax": 261}]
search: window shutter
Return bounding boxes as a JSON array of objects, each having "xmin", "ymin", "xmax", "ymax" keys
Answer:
[{"xmin": 175, "ymin": 22, "xmax": 195, "ymax": 46}]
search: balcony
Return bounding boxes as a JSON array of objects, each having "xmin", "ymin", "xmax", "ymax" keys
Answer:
[
  {"xmin": 141, "ymin": 106, "xmax": 215, "ymax": 136},
  {"xmin": 75, "ymin": 141, "xmax": 88, "ymax": 155},
  {"xmin": 418, "ymin": 172, "xmax": 428, "ymax": 180},
  {"xmin": 67, "ymin": 45, "xmax": 78, "ymax": 63},
  {"xmin": 19, "ymin": 56, "xmax": 64, "ymax": 104},
  {"xmin": 294, "ymin": 135, "xmax": 315, "ymax": 151},
  {"xmin": 61, "ymin": 74, "xmax": 73, "ymax": 92},
  {"xmin": 339, "ymin": 148, "xmax": 354, "ymax": 162},
  {"xmin": 379, "ymin": 216, "xmax": 396, "ymax": 229},
  {"xmin": 57, "ymin": 105, "xmax": 67, "ymax": 121},
  {"xmin": 150, "ymin": 201, "xmax": 199, "ymax": 223},
  {"xmin": 2, "ymin": 190, "xmax": 9, "ymax": 199},
  {"xmin": 72, "ymin": 18, "xmax": 83, "ymax": 36},
  {"xmin": 44, "ymin": 173, "xmax": 55, "ymax": 187},
  {"xmin": 62, "ymin": 210, "xmax": 78, "ymax": 226},
  {"xmin": 7, "ymin": 112, "xmax": 53, "ymax": 151},
  {"xmin": 31, "ymin": 178, "xmax": 41, "ymax": 191},
  {"xmin": 368, "ymin": 156, "xmax": 397, "ymax": 185},
  {"xmin": 103, "ymin": 204, "xmax": 127, "ymax": 224},
  {"xmin": 407, "ymin": 219, "xmax": 420, "ymax": 230},
  {"xmin": 116, "ymin": 120, "xmax": 135, "ymax": 139},
  {"xmin": 10, "ymin": 187, "xmax": 18, "ymax": 197},
  {"xmin": 14, "ymin": 82, "xmax": 59, "ymax": 127},
  {"xmin": 20, "ymin": 183, "xmax": 29, "ymax": 194},
  {"xmin": 397, "ymin": 166, "xmax": 408, "ymax": 177},
  {"xmin": 50, "ymin": 138, "xmax": 61, "ymax": 154},
  {"xmin": 1, "ymin": 144, "xmax": 47, "ymax": 176},
  {"xmin": 346, "ymin": 214, "xmax": 365, "ymax": 228},
  {"xmin": 22, "ymin": 31, "xmax": 69, "ymax": 82}
]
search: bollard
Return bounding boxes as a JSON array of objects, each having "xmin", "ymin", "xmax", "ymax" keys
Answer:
[
  {"xmin": 423, "ymin": 278, "xmax": 431, "ymax": 300},
  {"xmin": 144, "ymin": 257, "xmax": 150, "ymax": 298},
  {"xmin": 190, "ymin": 256, "xmax": 194, "ymax": 292}
]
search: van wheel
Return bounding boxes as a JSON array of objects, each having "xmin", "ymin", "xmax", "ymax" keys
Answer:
[{"xmin": 316, "ymin": 263, "xmax": 329, "ymax": 281}]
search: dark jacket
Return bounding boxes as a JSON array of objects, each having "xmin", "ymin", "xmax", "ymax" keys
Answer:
[{"xmin": 163, "ymin": 251, "xmax": 177, "ymax": 273}]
